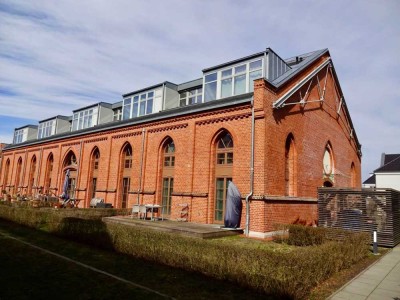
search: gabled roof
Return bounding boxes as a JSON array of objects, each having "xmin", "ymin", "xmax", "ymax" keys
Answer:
[
  {"xmin": 375, "ymin": 154, "xmax": 400, "ymax": 173},
  {"xmin": 272, "ymin": 49, "xmax": 328, "ymax": 87},
  {"xmin": 363, "ymin": 174, "xmax": 376, "ymax": 185}
]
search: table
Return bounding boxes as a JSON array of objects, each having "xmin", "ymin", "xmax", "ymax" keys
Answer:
[{"xmin": 144, "ymin": 204, "xmax": 161, "ymax": 220}]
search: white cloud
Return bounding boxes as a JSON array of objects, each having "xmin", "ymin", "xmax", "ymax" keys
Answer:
[{"xmin": 0, "ymin": 0, "xmax": 399, "ymax": 180}]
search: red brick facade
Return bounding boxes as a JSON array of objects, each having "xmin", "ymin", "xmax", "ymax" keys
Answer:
[{"xmin": 0, "ymin": 53, "xmax": 361, "ymax": 236}]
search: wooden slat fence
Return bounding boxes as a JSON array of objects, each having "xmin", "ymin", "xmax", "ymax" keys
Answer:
[{"xmin": 318, "ymin": 188, "xmax": 400, "ymax": 247}]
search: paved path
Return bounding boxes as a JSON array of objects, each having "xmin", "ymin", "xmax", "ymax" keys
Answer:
[{"xmin": 329, "ymin": 244, "xmax": 400, "ymax": 299}]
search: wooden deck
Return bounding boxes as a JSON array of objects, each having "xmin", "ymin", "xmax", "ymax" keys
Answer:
[{"xmin": 103, "ymin": 216, "xmax": 243, "ymax": 239}]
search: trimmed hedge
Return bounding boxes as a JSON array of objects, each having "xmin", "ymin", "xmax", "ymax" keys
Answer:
[{"xmin": 0, "ymin": 204, "xmax": 369, "ymax": 299}]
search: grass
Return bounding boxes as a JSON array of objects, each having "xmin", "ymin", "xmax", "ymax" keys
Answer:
[
  {"xmin": 309, "ymin": 247, "xmax": 390, "ymax": 299},
  {"xmin": 0, "ymin": 219, "xmax": 268, "ymax": 300},
  {"xmin": 0, "ymin": 205, "xmax": 375, "ymax": 299}
]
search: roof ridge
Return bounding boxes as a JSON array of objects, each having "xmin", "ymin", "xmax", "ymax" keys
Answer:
[
  {"xmin": 374, "ymin": 154, "xmax": 400, "ymax": 172},
  {"xmin": 383, "ymin": 154, "xmax": 400, "ymax": 166}
]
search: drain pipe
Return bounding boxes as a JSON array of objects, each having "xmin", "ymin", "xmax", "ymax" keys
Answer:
[
  {"xmin": 245, "ymin": 96, "xmax": 255, "ymax": 236},
  {"xmin": 137, "ymin": 128, "xmax": 146, "ymax": 205}
]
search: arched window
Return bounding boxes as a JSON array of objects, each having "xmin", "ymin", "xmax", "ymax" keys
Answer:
[
  {"xmin": 120, "ymin": 144, "xmax": 132, "ymax": 208},
  {"xmin": 350, "ymin": 163, "xmax": 357, "ymax": 188},
  {"xmin": 89, "ymin": 148, "xmax": 100, "ymax": 202},
  {"xmin": 62, "ymin": 151, "xmax": 77, "ymax": 200},
  {"xmin": 44, "ymin": 154, "xmax": 54, "ymax": 194},
  {"xmin": 64, "ymin": 151, "xmax": 77, "ymax": 168},
  {"xmin": 323, "ymin": 144, "xmax": 334, "ymax": 187},
  {"xmin": 15, "ymin": 157, "xmax": 23, "ymax": 193},
  {"xmin": 323, "ymin": 145, "xmax": 333, "ymax": 176},
  {"xmin": 27, "ymin": 155, "xmax": 37, "ymax": 195},
  {"xmin": 285, "ymin": 134, "xmax": 297, "ymax": 197},
  {"xmin": 161, "ymin": 138, "xmax": 175, "ymax": 216},
  {"xmin": 3, "ymin": 159, "xmax": 10, "ymax": 190},
  {"xmin": 214, "ymin": 131, "xmax": 233, "ymax": 223}
]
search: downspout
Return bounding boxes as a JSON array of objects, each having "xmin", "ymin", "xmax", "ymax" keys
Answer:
[
  {"xmin": 137, "ymin": 128, "xmax": 146, "ymax": 205},
  {"xmin": 21, "ymin": 149, "xmax": 28, "ymax": 193},
  {"xmin": 76, "ymin": 140, "xmax": 84, "ymax": 201},
  {"xmin": 245, "ymin": 96, "xmax": 255, "ymax": 236}
]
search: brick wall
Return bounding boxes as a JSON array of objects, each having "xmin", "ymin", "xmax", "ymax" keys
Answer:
[{"xmin": 0, "ymin": 55, "xmax": 361, "ymax": 236}]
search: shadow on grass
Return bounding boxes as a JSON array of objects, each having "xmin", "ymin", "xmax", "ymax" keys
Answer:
[{"xmin": 56, "ymin": 217, "xmax": 114, "ymax": 250}]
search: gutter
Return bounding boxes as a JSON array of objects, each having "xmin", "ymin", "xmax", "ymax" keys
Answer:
[
  {"xmin": 245, "ymin": 96, "xmax": 255, "ymax": 236},
  {"xmin": 4, "ymin": 94, "xmax": 252, "ymax": 151}
]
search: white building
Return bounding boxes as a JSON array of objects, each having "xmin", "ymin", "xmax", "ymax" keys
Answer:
[{"xmin": 363, "ymin": 154, "xmax": 400, "ymax": 191}]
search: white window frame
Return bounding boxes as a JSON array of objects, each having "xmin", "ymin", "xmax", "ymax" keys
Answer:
[
  {"xmin": 202, "ymin": 57, "xmax": 264, "ymax": 102},
  {"xmin": 14, "ymin": 129, "xmax": 25, "ymax": 144},
  {"xmin": 113, "ymin": 108, "xmax": 122, "ymax": 121},
  {"xmin": 179, "ymin": 87, "xmax": 203, "ymax": 107},
  {"xmin": 38, "ymin": 120, "xmax": 55, "ymax": 139},
  {"xmin": 122, "ymin": 90, "xmax": 155, "ymax": 120},
  {"xmin": 71, "ymin": 107, "xmax": 98, "ymax": 131}
]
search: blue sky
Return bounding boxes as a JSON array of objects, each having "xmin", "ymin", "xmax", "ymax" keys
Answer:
[{"xmin": 0, "ymin": 0, "xmax": 399, "ymax": 181}]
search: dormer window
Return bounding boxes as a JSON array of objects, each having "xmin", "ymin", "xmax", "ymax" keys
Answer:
[
  {"xmin": 179, "ymin": 88, "xmax": 202, "ymax": 107},
  {"xmin": 38, "ymin": 120, "xmax": 55, "ymax": 139},
  {"xmin": 123, "ymin": 90, "xmax": 155, "ymax": 120},
  {"xmin": 13, "ymin": 126, "xmax": 37, "ymax": 144},
  {"xmin": 113, "ymin": 107, "xmax": 122, "ymax": 121},
  {"xmin": 204, "ymin": 72, "xmax": 218, "ymax": 102},
  {"xmin": 14, "ymin": 129, "xmax": 24, "ymax": 144},
  {"xmin": 72, "ymin": 107, "xmax": 98, "ymax": 131},
  {"xmin": 249, "ymin": 59, "xmax": 263, "ymax": 92},
  {"xmin": 203, "ymin": 58, "xmax": 263, "ymax": 101}
]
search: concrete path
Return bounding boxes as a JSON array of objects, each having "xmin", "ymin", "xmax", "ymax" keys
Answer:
[{"xmin": 329, "ymin": 244, "xmax": 400, "ymax": 299}]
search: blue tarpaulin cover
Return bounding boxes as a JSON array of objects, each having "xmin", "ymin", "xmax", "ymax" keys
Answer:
[{"xmin": 224, "ymin": 181, "xmax": 242, "ymax": 228}]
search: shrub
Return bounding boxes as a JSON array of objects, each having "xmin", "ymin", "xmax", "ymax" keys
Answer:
[
  {"xmin": 287, "ymin": 224, "xmax": 326, "ymax": 246},
  {"xmin": 0, "ymin": 204, "xmax": 370, "ymax": 300}
]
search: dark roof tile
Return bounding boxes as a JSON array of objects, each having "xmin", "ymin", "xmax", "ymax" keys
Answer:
[{"xmin": 374, "ymin": 154, "xmax": 400, "ymax": 173}]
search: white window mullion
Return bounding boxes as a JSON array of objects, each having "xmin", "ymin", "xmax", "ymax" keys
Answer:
[{"xmin": 216, "ymin": 71, "xmax": 221, "ymax": 100}]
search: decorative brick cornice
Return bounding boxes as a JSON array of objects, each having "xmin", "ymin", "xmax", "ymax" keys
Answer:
[
  {"xmin": 61, "ymin": 141, "xmax": 80, "ymax": 147},
  {"xmin": 15, "ymin": 150, "xmax": 25, "ymax": 154},
  {"xmin": 112, "ymin": 131, "xmax": 142, "ymax": 140},
  {"xmin": 148, "ymin": 123, "xmax": 188, "ymax": 133},
  {"xmin": 84, "ymin": 137, "xmax": 108, "ymax": 144},
  {"xmin": 195, "ymin": 112, "xmax": 251, "ymax": 126},
  {"xmin": 43, "ymin": 145, "xmax": 58, "ymax": 150}
]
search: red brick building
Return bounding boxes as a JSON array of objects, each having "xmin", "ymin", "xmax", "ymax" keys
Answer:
[{"xmin": 0, "ymin": 48, "xmax": 361, "ymax": 237}]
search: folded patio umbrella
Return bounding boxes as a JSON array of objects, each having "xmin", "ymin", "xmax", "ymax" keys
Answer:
[
  {"xmin": 224, "ymin": 181, "xmax": 242, "ymax": 228},
  {"xmin": 60, "ymin": 169, "xmax": 70, "ymax": 203}
]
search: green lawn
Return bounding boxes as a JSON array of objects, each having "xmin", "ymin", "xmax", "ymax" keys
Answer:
[{"xmin": 0, "ymin": 219, "xmax": 268, "ymax": 300}]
